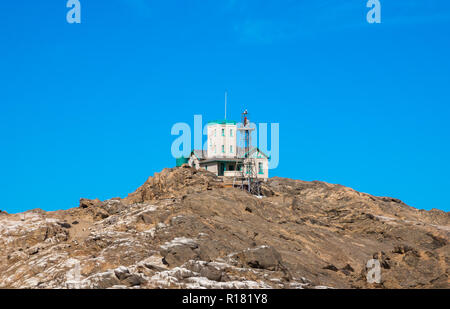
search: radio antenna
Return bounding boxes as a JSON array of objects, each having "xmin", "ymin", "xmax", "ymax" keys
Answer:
[{"xmin": 224, "ymin": 91, "xmax": 227, "ymax": 120}]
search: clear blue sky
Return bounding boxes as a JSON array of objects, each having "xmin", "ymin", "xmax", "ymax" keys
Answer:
[{"xmin": 1, "ymin": 1, "xmax": 449, "ymax": 213}]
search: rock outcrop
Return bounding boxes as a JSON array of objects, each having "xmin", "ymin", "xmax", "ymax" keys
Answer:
[{"xmin": 0, "ymin": 167, "xmax": 448, "ymax": 289}]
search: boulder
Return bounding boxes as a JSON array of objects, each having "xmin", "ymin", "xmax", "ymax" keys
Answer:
[
  {"xmin": 79, "ymin": 198, "xmax": 103, "ymax": 209},
  {"xmin": 260, "ymin": 184, "xmax": 274, "ymax": 197},
  {"xmin": 159, "ymin": 237, "xmax": 200, "ymax": 266},
  {"xmin": 138, "ymin": 212, "xmax": 154, "ymax": 224},
  {"xmin": 58, "ymin": 222, "xmax": 71, "ymax": 229},
  {"xmin": 184, "ymin": 261, "xmax": 227, "ymax": 282},
  {"xmin": 123, "ymin": 274, "xmax": 146, "ymax": 287},
  {"xmin": 114, "ymin": 266, "xmax": 130, "ymax": 280},
  {"xmin": 236, "ymin": 246, "xmax": 284, "ymax": 271},
  {"xmin": 83, "ymin": 271, "xmax": 121, "ymax": 289},
  {"xmin": 161, "ymin": 244, "xmax": 198, "ymax": 267},
  {"xmin": 199, "ymin": 266, "xmax": 224, "ymax": 282}
]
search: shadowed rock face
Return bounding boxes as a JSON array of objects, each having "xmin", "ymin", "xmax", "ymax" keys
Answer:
[{"xmin": 0, "ymin": 166, "xmax": 448, "ymax": 289}]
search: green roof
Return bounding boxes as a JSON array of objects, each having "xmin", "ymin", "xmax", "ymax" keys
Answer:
[
  {"xmin": 175, "ymin": 157, "xmax": 189, "ymax": 167},
  {"xmin": 207, "ymin": 120, "xmax": 237, "ymax": 125}
]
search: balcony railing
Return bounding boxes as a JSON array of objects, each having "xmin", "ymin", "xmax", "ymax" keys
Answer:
[{"xmin": 223, "ymin": 171, "xmax": 241, "ymax": 177}]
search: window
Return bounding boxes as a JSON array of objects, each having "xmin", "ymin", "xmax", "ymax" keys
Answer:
[
  {"xmin": 222, "ymin": 145, "xmax": 225, "ymax": 153},
  {"xmin": 230, "ymin": 129, "xmax": 233, "ymax": 137},
  {"xmin": 222, "ymin": 129, "xmax": 225, "ymax": 136},
  {"xmin": 230, "ymin": 145, "xmax": 233, "ymax": 153},
  {"xmin": 258, "ymin": 162, "xmax": 263, "ymax": 174}
]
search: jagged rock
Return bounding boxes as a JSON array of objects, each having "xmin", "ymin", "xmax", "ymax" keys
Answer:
[
  {"xmin": 0, "ymin": 166, "xmax": 448, "ymax": 289},
  {"xmin": 199, "ymin": 266, "xmax": 223, "ymax": 281},
  {"xmin": 123, "ymin": 274, "xmax": 146, "ymax": 287},
  {"xmin": 7, "ymin": 251, "xmax": 28, "ymax": 264},
  {"xmin": 160, "ymin": 238, "xmax": 200, "ymax": 266},
  {"xmin": 184, "ymin": 261, "xmax": 227, "ymax": 282},
  {"xmin": 323, "ymin": 264, "xmax": 339, "ymax": 272},
  {"xmin": 373, "ymin": 251, "xmax": 391, "ymax": 269},
  {"xmin": 137, "ymin": 212, "xmax": 153, "ymax": 224},
  {"xmin": 342, "ymin": 264, "xmax": 354, "ymax": 272},
  {"xmin": 79, "ymin": 198, "xmax": 102, "ymax": 209},
  {"xmin": 58, "ymin": 222, "xmax": 71, "ymax": 229},
  {"xmin": 83, "ymin": 271, "xmax": 121, "ymax": 289},
  {"xmin": 260, "ymin": 184, "xmax": 275, "ymax": 197},
  {"xmin": 235, "ymin": 246, "xmax": 284, "ymax": 271},
  {"xmin": 392, "ymin": 245, "xmax": 416, "ymax": 255},
  {"xmin": 112, "ymin": 265, "xmax": 145, "ymax": 287},
  {"xmin": 114, "ymin": 266, "xmax": 130, "ymax": 280}
]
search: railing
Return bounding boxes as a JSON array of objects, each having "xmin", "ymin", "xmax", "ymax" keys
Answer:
[{"xmin": 224, "ymin": 171, "xmax": 241, "ymax": 177}]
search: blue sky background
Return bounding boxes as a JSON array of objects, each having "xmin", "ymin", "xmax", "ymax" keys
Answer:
[{"xmin": 1, "ymin": 0, "xmax": 449, "ymax": 213}]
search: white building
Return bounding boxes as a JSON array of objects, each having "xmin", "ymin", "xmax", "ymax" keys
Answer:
[{"xmin": 185, "ymin": 119, "xmax": 269, "ymax": 180}]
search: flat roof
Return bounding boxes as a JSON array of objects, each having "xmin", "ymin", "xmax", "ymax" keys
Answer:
[
  {"xmin": 199, "ymin": 158, "xmax": 244, "ymax": 164},
  {"xmin": 207, "ymin": 120, "xmax": 237, "ymax": 125}
]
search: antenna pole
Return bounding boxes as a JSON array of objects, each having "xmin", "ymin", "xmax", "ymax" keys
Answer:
[{"xmin": 224, "ymin": 91, "xmax": 227, "ymax": 120}]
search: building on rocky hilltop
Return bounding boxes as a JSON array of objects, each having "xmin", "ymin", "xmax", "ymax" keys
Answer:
[{"xmin": 178, "ymin": 111, "xmax": 270, "ymax": 183}]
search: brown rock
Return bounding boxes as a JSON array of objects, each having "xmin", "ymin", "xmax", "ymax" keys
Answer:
[
  {"xmin": 236, "ymin": 246, "xmax": 284, "ymax": 271},
  {"xmin": 0, "ymin": 166, "xmax": 447, "ymax": 289},
  {"xmin": 79, "ymin": 198, "xmax": 102, "ymax": 209}
]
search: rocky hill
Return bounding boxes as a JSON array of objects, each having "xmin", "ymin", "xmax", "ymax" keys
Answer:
[{"xmin": 0, "ymin": 166, "xmax": 448, "ymax": 289}]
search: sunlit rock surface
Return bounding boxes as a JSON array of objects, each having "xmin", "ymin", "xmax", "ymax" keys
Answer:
[{"xmin": 0, "ymin": 166, "xmax": 448, "ymax": 289}]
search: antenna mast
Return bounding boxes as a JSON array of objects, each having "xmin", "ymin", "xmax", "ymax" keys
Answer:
[
  {"xmin": 236, "ymin": 109, "xmax": 261, "ymax": 196},
  {"xmin": 224, "ymin": 91, "xmax": 227, "ymax": 120}
]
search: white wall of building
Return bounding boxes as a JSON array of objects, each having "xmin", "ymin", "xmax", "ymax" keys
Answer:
[
  {"xmin": 244, "ymin": 151, "xmax": 269, "ymax": 180},
  {"xmin": 188, "ymin": 121, "xmax": 269, "ymax": 180},
  {"xmin": 188, "ymin": 156, "xmax": 200, "ymax": 169},
  {"xmin": 254, "ymin": 157, "xmax": 269, "ymax": 180},
  {"xmin": 207, "ymin": 122, "xmax": 237, "ymax": 159},
  {"xmin": 203, "ymin": 162, "xmax": 218, "ymax": 174}
]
